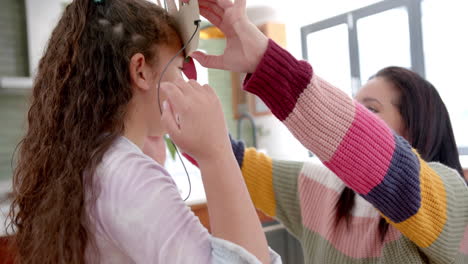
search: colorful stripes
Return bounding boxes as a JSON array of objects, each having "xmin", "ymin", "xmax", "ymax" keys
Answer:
[
  {"xmin": 383, "ymin": 156, "xmax": 447, "ymax": 247},
  {"xmin": 361, "ymin": 137, "xmax": 421, "ymax": 223},
  {"xmin": 280, "ymin": 71, "xmax": 448, "ymax": 247},
  {"xmin": 324, "ymin": 103, "xmax": 397, "ymax": 195},
  {"xmin": 283, "ymin": 76, "xmax": 356, "ymax": 162},
  {"xmin": 298, "ymin": 173, "xmax": 401, "ymax": 258},
  {"xmin": 241, "ymin": 39, "xmax": 467, "ymax": 263}
]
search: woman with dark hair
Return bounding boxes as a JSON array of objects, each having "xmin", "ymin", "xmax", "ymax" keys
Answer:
[
  {"xmin": 187, "ymin": 0, "xmax": 468, "ymax": 263},
  {"xmin": 6, "ymin": 0, "xmax": 280, "ymax": 263}
]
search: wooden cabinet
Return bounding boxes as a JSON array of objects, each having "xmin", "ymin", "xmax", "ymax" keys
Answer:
[
  {"xmin": 190, "ymin": 203, "xmax": 304, "ymax": 264},
  {"xmin": 0, "ymin": 236, "xmax": 14, "ymax": 264}
]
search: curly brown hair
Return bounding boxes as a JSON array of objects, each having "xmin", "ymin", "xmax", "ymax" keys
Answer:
[{"xmin": 7, "ymin": 0, "xmax": 178, "ymax": 263}]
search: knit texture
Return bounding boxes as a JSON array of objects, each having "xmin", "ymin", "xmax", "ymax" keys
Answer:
[
  {"xmin": 241, "ymin": 148, "xmax": 276, "ymax": 217},
  {"xmin": 236, "ymin": 40, "xmax": 468, "ymax": 263}
]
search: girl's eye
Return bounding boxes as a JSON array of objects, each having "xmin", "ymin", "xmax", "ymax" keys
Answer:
[
  {"xmin": 178, "ymin": 67, "xmax": 185, "ymax": 77},
  {"xmin": 179, "ymin": 67, "xmax": 189, "ymax": 81},
  {"xmin": 367, "ymin": 106, "xmax": 378, "ymax": 113}
]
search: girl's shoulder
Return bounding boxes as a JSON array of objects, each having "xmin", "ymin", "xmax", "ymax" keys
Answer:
[{"xmin": 98, "ymin": 136, "xmax": 169, "ymax": 180}]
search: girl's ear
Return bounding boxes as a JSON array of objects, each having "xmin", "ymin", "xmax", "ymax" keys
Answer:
[{"xmin": 129, "ymin": 53, "xmax": 151, "ymax": 92}]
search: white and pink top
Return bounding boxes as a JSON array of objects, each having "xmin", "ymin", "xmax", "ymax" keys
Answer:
[{"xmin": 84, "ymin": 136, "xmax": 280, "ymax": 264}]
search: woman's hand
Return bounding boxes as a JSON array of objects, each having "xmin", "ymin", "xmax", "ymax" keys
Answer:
[
  {"xmin": 160, "ymin": 79, "xmax": 230, "ymax": 164},
  {"xmin": 192, "ymin": 0, "xmax": 268, "ymax": 73},
  {"xmin": 142, "ymin": 136, "xmax": 167, "ymax": 166}
]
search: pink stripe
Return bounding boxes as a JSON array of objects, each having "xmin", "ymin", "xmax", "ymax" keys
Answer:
[
  {"xmin": 325, "ymin": 104, "xmax": 396, "ymax": 195},
  {"xmin": 284, "ymin": 75, "xmax": 356, "ymax": 162},
  {"xmin": 299, "ymin": 174, "xmax": 401, "ymax": 258},
  {"xmin": 460, "ymin": 224, "xmax": 468, "ymax": 254}
]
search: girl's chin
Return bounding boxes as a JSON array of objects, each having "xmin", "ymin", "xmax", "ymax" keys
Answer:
[{"xmin": 146, "ymin": 135, "xmax": 163, "ymax": 141}]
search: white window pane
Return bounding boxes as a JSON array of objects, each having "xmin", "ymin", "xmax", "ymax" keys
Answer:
[
  {"xmin": 357, "ymin": 7, "xmax": 412, "ymax": 81},
  {"xmin": 422, "ymin": 0, "xmax": 468, "ymax": 147},
  {"xmin": 307, "ymin": 24, "xmax": 352, "ymax": 95}
]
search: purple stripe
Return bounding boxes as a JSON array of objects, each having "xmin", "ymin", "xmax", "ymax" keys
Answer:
[
  {"xmin": 363, "ymin": 134, "xmax": 422, "ymax": 223},
  {"xmin": 229, "ymin": 135, "xmax": 245, "ymax": 168}
]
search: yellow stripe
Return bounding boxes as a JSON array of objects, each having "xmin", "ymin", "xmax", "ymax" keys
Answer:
[
  {"xmin": 383, "ymin": 151, "xmax": 447, "ymax": 248},
  {"xmin": 241, "ymin": 148, "xmax": 276, "ymax": 217}
]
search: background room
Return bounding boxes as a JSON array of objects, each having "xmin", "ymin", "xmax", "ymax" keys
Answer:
[{"xmin": 1, "ymin": 0, "xmax": 467, "ymax": 262}]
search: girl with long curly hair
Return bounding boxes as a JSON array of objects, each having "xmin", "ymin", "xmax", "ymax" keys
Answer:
[{"xmin": 6, "ymin": 0, "xmax": 280, "ymax": 263}]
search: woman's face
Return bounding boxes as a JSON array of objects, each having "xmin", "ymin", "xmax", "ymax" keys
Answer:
[{"xmin": 355, "ymin": 77, "xmax": 407, "ymax": 138}]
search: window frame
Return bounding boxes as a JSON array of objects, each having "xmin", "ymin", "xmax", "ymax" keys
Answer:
[{"xmin": 301, "ymin": 0, "xmax": 468, "ymax": 154}]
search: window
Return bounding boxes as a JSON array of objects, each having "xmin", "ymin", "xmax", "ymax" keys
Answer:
[
  {"xmin": 357, "ymin": 7, "xmax": 411, "ymax": 81},
  {"xmin": 422, "ymin": 0, "xmax": 468, "ymax": 151},
  {"xmin": 307, "ymin": 24, "xmax": 352, "ymax": 95},
  {"xmin": 300, "ymin": 0, "xmax": 468, "ymax": 154}
]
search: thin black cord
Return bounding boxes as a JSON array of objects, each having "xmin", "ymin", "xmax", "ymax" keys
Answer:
[
  {"xmin": 158, "ymin": 20, "xmax": 201, "ymax": 201},
  {"xmin": 157, "ymin": 20, "xmax": 201, "ymax": 114},
  {"xmin": 172, "ymin": 141, "xmax": 192, "ymax": 200}
]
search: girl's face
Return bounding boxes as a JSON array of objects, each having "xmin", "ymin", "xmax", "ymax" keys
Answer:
[
  {"xmin": 150, "ymin": 44, "xmax": 186, "ymax": 136},
  {"xmin": 355, "ymin": 77, "xmax": 407, "ymax": 138},
  {"xmin": 130, "ymin": 43, "xmax": 186, "ymax": 137}
]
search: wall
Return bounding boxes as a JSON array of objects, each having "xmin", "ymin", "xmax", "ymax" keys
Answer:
[
  {"xmin": 21, "ymin": 0, "xmax": 394, "ymax": 160},
  {"xmin": 0, "ymin": 94, "xmax": 28, "ymax": 182},
  {"xmin": 23, "ymin": 0, "xmax": 384, "ymax": 77},
  {"xmin": 0, "ymin": 0, "xmax": 29, "ymax": 76},
  {"xmin": 25, "ymin": 0, "xmax": 65, "ymax": 76},
  {"xmin": 245, "ymin": 0, "xmax": 381, "ymax": 59}
]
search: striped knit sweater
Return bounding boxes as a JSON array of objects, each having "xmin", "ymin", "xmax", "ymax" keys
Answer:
[{"xmin": 232, "ymin": 40, "xmax": 468, "ymax": 263}]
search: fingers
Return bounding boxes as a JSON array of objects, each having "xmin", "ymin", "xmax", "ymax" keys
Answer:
[
  {"xmin": 161, "ymin": 100, "xmax": 181, "ymax": 137},
  {"xmin": 165, "ymin": 0, "xmax": 178, "ymax": 13},
  {"xmin": 160, "ymin": 82, "xmax": 186, "ymax": 114},
  {"xmin": 191, "ymin": 51, "xmax": 225, "ymax": 70},
  {"xmin": 199, "ymin": 0, "xmax": 226, "ymax": 23},
  {"xmin": 173, "ymin": 79, "xmax": 196, "ymax": 95},
  {"xmin": 188, "ymin": 79, "xmax": 203, "ymax": 87},
  {"xmin": 218, "ymin": 0, "xmax": 234, "ymax": 9},
  {"xmin": 199, "ymin": 1, "xmax": 225, "ymax": 16},
  {"xmin": 199, "ymin": 8, "xmax": 222, "ymax": 26},
  {"xmin": 234, "ymin": 0, "xmax": 245, "ymax": 9},
  {"xmin": 200, "ymin": 5, "xmax": 224, "ymax": 27}
]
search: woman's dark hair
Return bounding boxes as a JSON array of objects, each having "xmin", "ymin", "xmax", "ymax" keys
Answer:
[
  {"xmin": 336, "ymin": 66, "xmax": 464, "ymax": 240},
  {"xmin": 7, "ymin": 0, "xmax": 178, "ymax": 263}
]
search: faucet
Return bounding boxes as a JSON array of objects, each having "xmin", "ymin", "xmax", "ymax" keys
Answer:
[{"xmin": 237, "ymin": 112, "xmax": 257, "ymax": 148}]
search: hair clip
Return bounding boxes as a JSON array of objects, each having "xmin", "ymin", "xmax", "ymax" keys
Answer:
[{"xmin": 94, "ymin": 0, "xmax": 104, "ymax": 4}]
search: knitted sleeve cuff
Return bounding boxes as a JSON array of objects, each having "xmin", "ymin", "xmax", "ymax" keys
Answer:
[{"xmin": 243, "ymin": 39, "xmax": 313, "ymax": 121}]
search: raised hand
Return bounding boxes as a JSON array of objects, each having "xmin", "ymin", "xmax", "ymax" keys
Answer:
[
  {"xmin": 160, "ymin": 79, "xmax": 231, "ymax": 163},
  {"xmin": 192, "ymin": 0, "xmax": 268, "ymax": 73}
]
